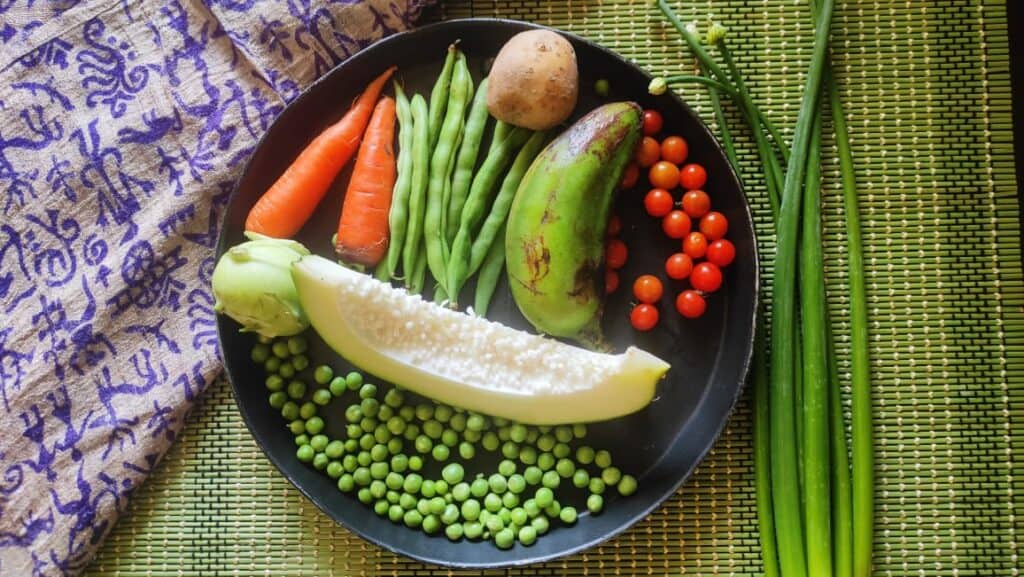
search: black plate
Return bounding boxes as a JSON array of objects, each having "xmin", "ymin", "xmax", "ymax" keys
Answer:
[{"xmin": 217, "ymin": 18, "xmax": 758, "ymax": 569}]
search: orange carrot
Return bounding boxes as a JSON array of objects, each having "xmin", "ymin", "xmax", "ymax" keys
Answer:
[
  {"xmin": 334, "ymin": 95, "xmax": 397, "ymax": 267},
  {"xmin": 244, "ymin": 66, "xmax": 397, "ymax": 238}
]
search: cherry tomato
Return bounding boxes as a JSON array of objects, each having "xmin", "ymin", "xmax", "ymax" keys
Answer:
[
  {"xmin": 635, "ymin": 137, "xmax": 661, "ymax": 168},
  {"xmin": 660, "ymin": 136, "xmax": 689, "ymax": 165},
  {"xmin": 683, "ymin": 231, "xmax": 708, "ymax": 258},
  {"xmin": 661, "ymin": 210, "xmax": 692, "ymax": 239},
  {"xmin": 706, "ymin": 239, "xmax": 736, "ymax": 267},
  {"xmin": 679, "ymin": 163, "xmax": 708, "ymax": 190},
  {"xmin": 699, "ymin": 211, "xmax": 729, "ymax": 240},
  {"xmin": 606, "ymin": 213, "xmax": 622, "ymax": 237},
  {"xmin": 630, "ymin": 303, "xmax": 660, "ymax": 331},
  {"xmin": 606, "ymin": 239, "xmax": 628, "ymax": 269},
  {"xmin": 676, "ymin": 290, "xmax": 707, "ymax": 318},
  {"xmin": 642, "ymin": 110, "xmax": 663, "ymax": 136},
  {"xmin": 605, "ymin": 269, "xmax": 620, "ymax": 294},
  {"xmin": 682, "ymin": 190, "xmax": 711, "ymax": 218},
  {"xmin": 644, "ymin": 188, "xmax": 675, "ymax": 217},
  {"xmin": 649, "ymin": 161, "xmax": 680, "ymax": 190},
  {"xmin": 621, "ymin": 162, "xmax": 640, "ymax": 189},
  {"xmin": 632, "ymin": 274, "xmax": 664, "ymax": 304},
  {"xmin": 665, "ymin": 253, "xmax": 694, "ymax": 280},
  {"xmin": 691, "ymin": 262, "xmax": 723, "ymax": 293}
]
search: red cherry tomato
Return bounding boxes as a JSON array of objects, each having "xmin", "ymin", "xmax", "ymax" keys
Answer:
[
  {"xmin": 620, "ymin": 162, "xmax": 640, "ymax": 189},
  {"xmin": 606, "ymin": 213, "xmax": 622, "ymax": 237},
  {"xmin": 606, "ymin": 239, "xmax": 628, "ymax": 269},
  {"xmin": 679, "ymin": 163, "xmax": 708, "ymax": 190},
  {"xmin": 635, "ymin": 137, "xmax": 661, "ymax": 168},
  {"xmin": 661, "ymin": 210, "xmax": 692, "ymax": 239},
  {"xmin": 630, "ymin": 303, "xmax": 660, "ymax": 331},
  {"xmin": 644, "ymin": 188, "xmax": 675, "ymax": 217},
  {"xmin": 665, "ymin": 253, "xmax": 694, "ymax": 280},
  {"xmin": 691, "ymin": 262, "xmax": 723, "ymax": 293},
  {"xmin": 648, "ymin": 161, "xmax": 680, "ymax": 190},
  {"xmin": 642, "ymin": 110, "xmax": 663, "ymax": 136},
  {"xmin": 632, "ymin": 274, "xmax": 664, "ymax": 304},
  {"xmin": 699, "ymin": 211, "xmax": 729, "ymax": 240},
  {"xmin": 660, "ymin": 136, "xmax": 689, "ymax": 165},
  {"xmin": 676, "ymin": 290, "xmax": 707, "ymax": 318},
  {"xmin": 706, "ymin": 239, "xmax": 736, "ymax": 267},
  {"xmin": 682, "ymin": 190, "xmax": 711, "ymax": 218},
  {"xmin": 605, "ymin": 269, "xmax": 620, "ymax": 294},
  {"xmin": 683, "ymin": 232, "xmax": 708, "ymax": 259}
]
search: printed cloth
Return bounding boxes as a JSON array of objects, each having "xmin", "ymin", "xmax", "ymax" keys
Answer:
[{"xmin": 0, "ymin": 1, "xmax": 429, "ymax": 574}]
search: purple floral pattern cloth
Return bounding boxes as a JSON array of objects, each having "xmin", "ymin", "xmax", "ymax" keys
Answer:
[{"xmin": 0, "ymin": 0, "xmax": 428, "ymax": 574}]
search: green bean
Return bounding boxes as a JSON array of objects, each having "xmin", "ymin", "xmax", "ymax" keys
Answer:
[
  {"xmin": 402, "ymin": 95, "xmax": 430, "ymax": 290},
  {"xmin": 427, "ymin": 45, "xmax": 457, "ymax": 149},
  {"xmin": 386, "ymin": 80, "xmax": 415, "ymax": 283},
  {"xmin": 424, "ymin": 51, "xmax": 471, "ymax": 294},
  {"xmin": 446, "ymin": 77, "xmax": 491, "ymax": 244}
]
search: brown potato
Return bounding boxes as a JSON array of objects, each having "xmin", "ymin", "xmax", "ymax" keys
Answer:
[{"xmin": 487, "ymin": 30, "xmax": 579, "ymax": 131}]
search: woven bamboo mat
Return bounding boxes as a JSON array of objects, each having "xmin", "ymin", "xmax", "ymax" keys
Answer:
[{"xmin": 85, "ymin": 0, "xmax": 1022, "ymax": 575}]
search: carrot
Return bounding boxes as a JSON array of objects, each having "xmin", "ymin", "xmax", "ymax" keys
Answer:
[
  {"xmin": 334, "ymin": 95, "xmax": 397, "ymax": 266},
  {"xmin": 244, "ymin": 66, "xmax": 397, "ymax": 238}
]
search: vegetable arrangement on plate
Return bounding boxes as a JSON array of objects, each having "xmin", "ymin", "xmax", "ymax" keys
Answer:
[{"xmin": 213, "ymin": 28, "xmax": 731, "ymax": 550}]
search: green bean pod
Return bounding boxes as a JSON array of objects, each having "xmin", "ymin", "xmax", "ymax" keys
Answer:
[
  {"xmin": 446, "ymin": 77, "xmax": 491, "ymax": 244},
  {"xmin": 427, "ymin": 45, "xmax": 457, "ymax": 149},
  {"xmin": 409, "ymin": 245, "xmax": 428, "ymax": 295},
  {"xmin": 385, "ymin": 82, "xmax": 414, "ymax": 279},
  {"xmin": 473, "ymin": 223, "xmax": 506, "ymax": 317},
  {"xmin": 444, "ymin": 127, "xmax": 531, "ymax": 304},
  {"xmin": 424, "ymin": 51, "xmax": 471, "ymax": 293},
  {"xmin": 402, "ymin": 94, "xmax": 430, "ymax": 288}
]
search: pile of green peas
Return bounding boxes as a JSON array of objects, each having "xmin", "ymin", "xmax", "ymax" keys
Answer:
[{"xmin": 253, "ymin": 335, "xmax": 639, "ymax": 549}]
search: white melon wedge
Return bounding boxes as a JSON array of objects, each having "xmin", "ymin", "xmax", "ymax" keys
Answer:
[{"xmin": 291, "ymin": 255, "xmax": 670, "ymax": 424}]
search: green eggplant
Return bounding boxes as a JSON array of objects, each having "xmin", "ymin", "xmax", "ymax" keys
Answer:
[{"xmin": 505, "ymin": 101, "xmax": 642, "ymax": 350}]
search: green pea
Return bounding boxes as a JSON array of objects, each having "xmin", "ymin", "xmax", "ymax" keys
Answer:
[
  {"xmin": 272, "ymin": 341, "xmax": 291, "ymax": 359},
  {"xmin": 414, "ymin": 435, "xmax": 432, "ymax": 454},
  {"xmin": 618, "ymin": 474, "xmax": 638, "ymax": 496},
  {"xmin": 358, "ymin": 383, "xmax": 377, "ymax": 400},
  {"xmin": 551, "ymin": 425, "xmax": 572, "ymax": 444},
  {"xmin": 388, "ymin": 504, "xmax": 404, "ymax": 522},
  {"xmin": 309, "ymin": 434, "xmax": 328, "ymax": 452},
  {"xmin": 494, "ymin": 528, "xmax": 514, "ymax": 549},
  {"xmin": 359, "ymin": 434, "xmax": 375, "ymax": 451},
  {"xmin": 484, "ymin": 493, "xmax": 502, "ymax": 513},
  {"xmin": 390, "ymin": 454, "xmax": 408, "ymax": 473},
  {"xmin": 525, "ymin": 428, "xmax": 539, "ymax": 444},
  {"xmin": 510, "ymin": 507, "xmax": 528, "ymax": 527},
  {"xmin": 344, "ymin": 405, "xmax": 363, "ymax": 423},
  {"xmin": 427, "ymin": 496, "xmax": 446, "ymax": 516},
  {"xmin": 449, "ymin": 413, "xmax": 467, "ymax": 432},
  {"xmin": 370, "ymin": 462, "xmax": 389, "ymax": 480},
  {"xmin": 576, "ymin": 446, "xmax": 595, "ymax": 465},
  {"xmin": 384, "ymin": 388, "xmax": 404, "ymax": 408},
  {"xmin": 497, "ymin": 427, "xmax": 511, "ymax": 442},
  {"xmin": 329, "ymin": 376, "xmax": 347, "ymax": 397},
  {"xmin": 458, "ymin": 442, "xmax": 475, "ymax": 460},
  {"xmin": 431, "ymin": 444, "xmax": 450, "ymax": 461},
  {"xmin": 345, "ymin": 371, "xmax": 363, "ymax": 390},
  {"xmin": 281, "ymin": 401, "xmax": 299, "ymax": 421},
  {"xmin": 423, "ymin": 420, "xmax": 443, "ymax": 439},
  {"xmin": 399, "ymin": 493, "xmax": 417, "ymax": 510},
  {"xmin": 415, "ymin": 404, "xmax": 434, "ymax": 421},
  {"xmin": 403, "ymin": 424, "xmax": 420, "ymax": 441},
  {"xmin": 518, "ymin": 525, "xmax": 537, "ymax": 546},
  {"xmin": 434, "ymin": 404, "xmax": 453, "ymax": 423},
  {"xmin": 385, "ymin": 472, "xmax": 404, "ymax": 491},
  {"xmin": 470, "ymin": 478, "xmax": 489, "ymax": 498},
  {"xmin": 383, "ymin": 416, "xmax": 404, "ymax": 437},
  {"xmin": 536, "ymin": 434, "xmax": 555, "ymax": 452},
  {"xmin": 498, "ymin": 460, "xmax": 516, "ymax": 477},
  {"xmin": 488, "ymin": 474, "xmax": 507, "ymax": 494},
  {"xmin": 397, "ymin": 512, "xmax": 417, "ymax": 528},
  {"xmin": 373, "ymin": 426, "xmax": 391, "ymax": 445},
  {"xmin": 531, "ymin": 515, "xmax": 549, "ymax": 535},
  {"xmin": 251, "ymin": 343, "xmax": 271, "ymax": 363},
  {"xmin": 572, "ymin": 423, "xmax": 587, "ymax": 439},
  {"xmin": 374, "ymin": 500, "xmax": 389, "ymax": 516},
  {"xmin": 594, "ymin": 78, "xmax": 611, "ymax": 96},
  {"xmin": 387, "ymin": 437, "xmax": 403, "ymax": 455},
  {"xmin": 467, "ymin": 414, "xmax": 486, "ymax": 431},
  {"xmin": 371, "ymin": 444, "xmax": 389, "ymax": 462},
  {"xmin": 541, "ymin": 470, "xmax": 560, "ymax": 489},
  {"xmin": 346, "ymin": 424, "xmax": 362, "ymax": 439},
  {"xmin": 537, "ymin": 453, "xmax": 555, "ymax": 471},
  {"xmin": 313, "ymin": 365, "xmax": 333, "ymax": 385},
  {"xmin": 360, "ymin": 398, "xmax": 380, "ymax": 418},
  {"xmin": 587, "ymin": 494, "xmax": 604, "ymax": 514},
  {"xmin": 442, "ymin": 463, "xmax": 465, "ymax": 485},
  {"xmin": 441, "ymin": 429, "xmax": 458, "ymax": 448},
  {"xmin": 461, "ymin": 499, "xmax": 481, "ymax": 521},
  {"xmin": 501, "ymin": 441, "xmax": 519, "ymax": 460},
  {"xmin": 507, "ymin": 474, "xmax": 526, "ymax": 494},
  {"xmin": 264, "ymin": 357, "xmax": 282, "ymax": 374},
  {"xmin": 388, "ymin": 490, "xmax": 401, "ymax": 505},
  {"xmin": 509, "ymin": 424, "xmax": 528, "ymax": 443},
  {"xmin": 409, "ymin": 455, "xmax": 423, "ymax": 471},
  {"xmin": 553, "ymin": 443, "xmax": 570, "ymax": 459},
  {"xmin": 337, "ymin": 474, "xmax": 355, "ymax": 493},
  {"xmin": 403, "ymin": 473, "xmax": 422, "ymax": 494},
  {"xmin": 544, "ymin": 500, "xmax": 561, "ymax": 518},
  {"xmin": 286, "ymin": 335, "xmax": 307, "ymax": 355},
  {"xmin": 344, "ymin": 439, "xmax": 358, "ymax": 453},
  {"xmin": 312, "ymin": 389, "xmax": 332, "ymax": 406},
  {"xmin": 416, "ymin": 498, "xmax": 431, "ymax": 516},
  {"xmin": 296, "ymin": 444, "xmax": 314, "ymax": 462},
  {"xmin": 358, "ymin": 488, "xmax": 373, "ymax": 504},
  {"xmin": 342, "ymin": 455, "xmax": 357, "ymax": 472},
  {"xmin": 399, "ymin": 406, "xmax": 415, "ymax": 422},
  {"xmin": 419, "ymin": 479, "xmax": 436, "ymax": 498},
  {"xmin": 356, "ymin": 451, "xmax": 372, "ymax": 467},
  {"xmin": 602, "ymin": 466, "xmax": 622, "ymax": 487},
  {"xmin": 265, "ymin": 374, "xmax": 284, "ymax": 392},
  {"xmin": 463, "ymin": 429, "xmax": 482, "ymax": 444},
  {"xmin": 595, "ymin": 450, "xmax": 612, "ymax": 469},
  {"xmin": 482, "ymin": 432, "xmax": 500, "ymax": 451},
  {"xmin": 534, "ymin": 487, "xmax": 554, "ymax": 509},
  {"xmin": 589, "ymin": 477, "xmax": 606, "ymax": 495},
  {"xmin": 377, "ymin": 405, "xmax": 394, "ymax": 422},
  {"xmin": 442, "ymin": 503, "xmax": 460, "ymax": 525},
  {"xmin": 370, "ymin": 480, "xmax": 387, "ymax": 499},
  {"xmin": 519, "ymin": 446, "xmax": 537, "ymax": 465},
  {"xmin": 269, "ymin": 391, "xmax": 288, "ymax": 409},
  {"xmin": 556, "ymin": 458, "xmax": 575, "ymax": 478},
  {"xmin": 448, "ymin": 482, "xmax": 468, "ymax": 503},
  {"xmin": 433, "ymin": 480, "xmax": 449, "ymax": 495},
  {"xmin": 573, "ymin": 469, "xmax": 590, "ymax": 488},
  {"xmin": 444, "ymin": 523, "xmax": 463, "ymax": 541},
  {"xmin": 501, "ymin": 492, "xmax": 518, "ymax": 509},
  {"xmin": 463, "ymin": 520, "xmax": 483, "ymax": 539},
  {"xmin": 278, "ymin": 363, "xmax": 296, "ymax": 379},
  {"xmin": 294, "ymin": 434, "xmax": 310, "ymax": 447},
  {"xmin": 290, "ymin": 354, "xmax": 309, "ymax": 372},
  {"xmin": 485, "ymin": 514, "xmax": 504, "ymax": 533},
  {"xmin": 360, "ymin": 417, "xmax": 378, "ymax": 433},
  {"xmin": 288, "ymin": 420, "xmax": 306, "ymax": 436},
  {"xmin": 524, "ymin": 466, "xmax": 542, "ymax": 486},
  {"xmin": 299, "ymin": 401, "xmax": 317, "ymax": 420}
]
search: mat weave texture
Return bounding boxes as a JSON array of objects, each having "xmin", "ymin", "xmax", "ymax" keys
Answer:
[{"xmin": 85, "ymin": 1, "xmax": 1022, "ymax": 575}]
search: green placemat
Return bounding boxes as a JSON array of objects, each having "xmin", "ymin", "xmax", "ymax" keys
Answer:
[{"xmin": 86, "ymin": 0, "xmax": 1022, "ymax": 575}]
